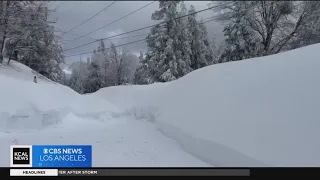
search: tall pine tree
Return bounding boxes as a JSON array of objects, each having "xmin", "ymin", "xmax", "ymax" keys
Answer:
[
  {"xmin": 145, "ymin": 1, "xmax": 196, "ymax": 82},
  {"xmin": 188, "ymin": 5, "xmax": 212, "ymax": 69}
]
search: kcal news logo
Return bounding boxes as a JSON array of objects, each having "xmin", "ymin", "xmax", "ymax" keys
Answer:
[{"xmin": 10, "ymin": 145, "xmax": 92, "ymax": 168}]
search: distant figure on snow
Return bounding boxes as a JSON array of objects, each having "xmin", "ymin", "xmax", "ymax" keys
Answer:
[{"xmin": 34, "ymin": 76, "xmax": 37, "ymax": 83}]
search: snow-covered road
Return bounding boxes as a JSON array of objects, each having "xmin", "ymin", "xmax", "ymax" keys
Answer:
[{"xmin": 0, "ymin": 110, "xmax": 210, "ymax": 167}]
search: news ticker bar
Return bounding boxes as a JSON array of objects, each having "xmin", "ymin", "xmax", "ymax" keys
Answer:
[
  {"xmin": 10, "ymin": 168, "xmax": 250, "ymax": 176},
  {"xmin": 7, "ymin": 168, "xmax": 320, "ymax": 177}
]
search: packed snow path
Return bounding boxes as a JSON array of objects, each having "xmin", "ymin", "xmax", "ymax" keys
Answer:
[{"xmin": 0, "ymin": 111, "xmax": 210, "ymax": 167}]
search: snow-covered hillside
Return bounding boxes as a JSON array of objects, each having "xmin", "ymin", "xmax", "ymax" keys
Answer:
[
  {"xmin": 95, "ymin": 44, "xmax": 320, "ymax": 167},
  {"xmin": 0, "ymin": 59, "xmax": 210, "ymax": 167}
]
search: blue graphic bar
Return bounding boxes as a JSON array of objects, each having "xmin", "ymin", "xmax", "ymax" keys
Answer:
[{"xmin": 32, "ymin": 145, "xmax": 92, "ymax": 168}]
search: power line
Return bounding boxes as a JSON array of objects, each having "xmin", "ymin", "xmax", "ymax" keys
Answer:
[
  {"xmin": 65, "ymin": 17, "xmax": 216, "ymax": 58},
  {"xmin": 66, "ymin": 39, "xmax": 146, "ymax": 57},
  {"xmin": 63, "ymin": 2, "xmax": 231, "ymax": 52},
  {"xmin": 48, "ymin": 1, "xmax": 55, "ymax": 8},
  {"xmin": 62, "ymin": 1, "xmax": 116, "ymax": 35},
  {"xmin": 62, "ymin": 32, "xmax": 149, "ymax": 43},
  {"xmin": 54, "ymin": 27, "xmax": 97, "ymax": 40},
  {"xmin": 62, "ymin": 1, "xmax": 156, "ymax": 45},
  {"xmin": 99, "ymin": 14, "xmax": 215, "ymax": 41},
  {"xmin": 108, "ymin": 33, "xmax": 149, "ymax": 40},
  {"xmin": 57, "ymin": 30, "xmax": 98, "ymax": 41},
  {"xmin": 63, "ymin": 14, "xmax": 212, "ymax": 43},
  {"xmin": 61, "ymin": 36, "xmax": 96, "ymax": 42},
  {"xmin": 52, "ymin": 1, "xmax": 84, "ymax": 26},
  {"xmin": 53, "ymin": 2, "xmax": 65, "ymax": 11}
]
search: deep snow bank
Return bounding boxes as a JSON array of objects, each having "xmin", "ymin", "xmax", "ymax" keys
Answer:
[
  {"xmin": 0, "ymin": 60, "xmax": 211, "ymax": 167},
  {"xmin": 0, "ymin": 60, "xmax": 120, "ymax": 131},
  {"xmin": 95, "ymin": 44, "xmax": 320, "ymax": 167}
]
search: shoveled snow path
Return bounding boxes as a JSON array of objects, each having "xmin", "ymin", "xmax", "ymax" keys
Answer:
[{"xmin": 0, "ymin": 112, "xmax": 210, "ymax": 167}]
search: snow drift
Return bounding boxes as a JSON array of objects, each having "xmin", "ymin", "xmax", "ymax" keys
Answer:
[
  {"xmin": 0, "ymin": 59, "xmax": 120, "ymax": 131},
  {"xmin": 95, "ymin": 43, "xmax": 320, "ymax": 167}
]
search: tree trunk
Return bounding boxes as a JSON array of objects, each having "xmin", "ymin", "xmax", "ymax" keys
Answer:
[
  {"xmin": 117, "ymin": 66, "xmax": 121, "ymax": 85},
  {"xmin": 0, "ymin": 34, "xmax": 6, "ymax": 63},
  {"xmin": 7, "ymin": 49, "xmax": 13, "ymax": 65},
  {"xmin": 104, "ymin": 62, "xmax": 107, "ymax": 86},
  {"xmin": 0, "ymin": 1, "xmax": 10, "ymax": 63}
]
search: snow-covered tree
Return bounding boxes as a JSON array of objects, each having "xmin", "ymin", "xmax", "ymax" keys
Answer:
[
  {"xmin": 219, "ymin": 15, "xmax": 262, "ymax": 62},
  {"xmin": 3, "ymin": 1, "xmax": 64, "ymax": 82},
  {"xmin": 106, "ymin": 42, "xmax": 137, "ymax": 86},
  {"xmin": 198, "ymin": 19, "xmax": 213, "ymax": 65},
  {"xmin": 176, "ymin": 2, "xmax": 192, "ymax": 76},
  {"xmin": 83, "ymin": 60, "xmax": 103, "ymax": 93},
  {"xmin": 91, "ymin": 39, "xmax": 109, "ymax": 86},
  {"xmin": 212, "ymin": 1, "xmax": 320, "ymax": 62},
  {"xmin": 69, "ymin": 69, "xmax": 82, "ymax": 93},
  {"xmin": 69, "ymin": 60, "xmax": 89, "ymax": 94},
  {"xmin": 145, "ymin": 1, "xmax": 197, "ymax": 82},
  {"xmin": 81, "ymin": 41, "xmax": 139, "ymax": 88},
  {"xmin": 283, "ymin": 1, "xmax": 320, "ymax": 50},
  {"xmin": 0, "ymin": 1, "xmax": 33, "ymax": 63},
  {"xmin": 187, "ymin": 5, "xmax": 213, "ymax": 69},
  {"xmin": 210, "ymin": 36, "xmax": 219, "ymax": 64},
  {"xmin": 140, "ymin": 1, "xmax": 217, "ymax": 83},
  {"xmin": 134, "ymin": 51, "xmax": 152, "ymax": 84}
]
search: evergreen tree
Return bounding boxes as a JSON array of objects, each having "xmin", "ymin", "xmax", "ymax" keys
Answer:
[
  {"xmin": 210, "ymin": 36, "xmax": 219, "ymax": 64},
  {"xmin": 135, "ymin": 51, "xmax": 152, "ymax": 84},
  {"xmin": 198, "ymin": 19, "xmax": 213, "ymax": 65},
  {"xmin": 84, "ymin": 61, "xmax": 103, "ymax": 93},
  {"xmin": 145, "ymin": 1, "xmax": 194, "ymax": 82},
  {"xmin": 140, "ymin": 1, "xmax": 216, "ymax": 83},
  {"xmin": 4, "ymin": 1, "xmax": 64, "ymax": 82},
  {"xmin": 219, "ymin": 15, "xmax": 261, "ymax": 63},
  {"xmin": 176, "ymin": 2, "xmax": 192, "ymax": 76},
  {"xmin": 188, "ymin": 5, "xmax": 212, "ymax": 69}
]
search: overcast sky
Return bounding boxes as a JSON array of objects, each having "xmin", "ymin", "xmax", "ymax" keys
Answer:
[{"xmin": 48, "ymin": 1, "xmax": 225, "ymax": 66}]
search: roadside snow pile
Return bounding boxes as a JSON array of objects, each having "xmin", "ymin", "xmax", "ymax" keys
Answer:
[
  {"xmin": 95, "ymin": 83, "xmax": 169, "ymax": 122},
  {"xmin": 95, "ymin": 43, "xmax": 320, "ymax": 167}
]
